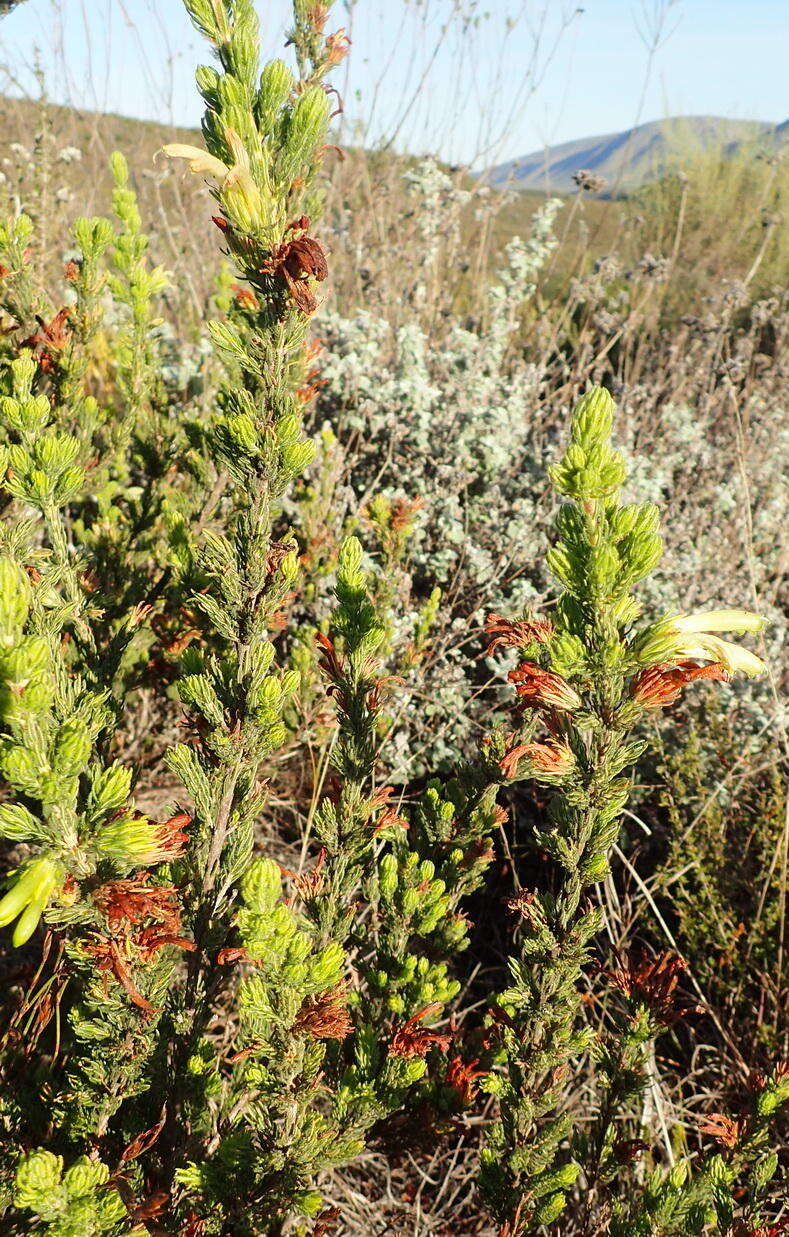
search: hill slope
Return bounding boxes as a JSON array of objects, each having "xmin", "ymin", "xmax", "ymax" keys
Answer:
[{"xmin": 486, "ymin": 115, "xmax": 785, "ymax": 195}]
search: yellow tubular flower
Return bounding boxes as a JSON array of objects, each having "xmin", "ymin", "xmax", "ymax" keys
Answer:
[
  {"xmin": 669, "ymin": 609, "xmax": 767, "ymax": 678},
  {"xmin": 160, "ymin": 144, "xmax": 230, "ymax": 182},
  {"xmin": 161, "ymin": 132, "xmax": 262, "ymax": 230},
  {"xmin": 0, "ymin": 857, "xmax": 60, "ymax": 946},
  {"xmin": 673, "ymin": 610, "xmax": 766, "ymax": 635}
]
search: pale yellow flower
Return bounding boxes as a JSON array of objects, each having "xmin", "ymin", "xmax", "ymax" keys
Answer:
[
  {"xmin": 667, "ymin": 609, "xmax": 767, "ymax": 678},
  {"xmin": 161, "ymin": 132, "xmax": 262, "ymax": 230},
  {"xmin": 160, "ymin": 143, "xmax": 230, "ymax": 182},
  {"xmin": 673, "ymin": 609, "xmax": 765, "ymax": 635}
]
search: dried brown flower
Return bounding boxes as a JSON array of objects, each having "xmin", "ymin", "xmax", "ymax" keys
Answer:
[
  {"xmin": 182, "ymin": 1214, "xmax": 207, "ymax": 1237},
  {"xmin": 508, "ymin": 662, "xmax": 581, "ymax": 712},
  {"xmin": 82, "ymin": 936, "xmax": 157, "ymax": 1016},
  {"xmin": 292, "ymin": 848, "xmax": 327, "ymax": 900},
  {"xmin": 87, "ymin": 875, "xmax": 194, "ymax": 1016},
  {"xmin": 293, "ymin": 984, "xmax": 353, "ymax": 1040},
  {"xmin": 231, "ymin": 282, "xmax": 259, "ymax": 310},
  {"xmin": 312, "ymin": 1207, "xmax": 342, "ymax": 1237},
  {"xmin": 699, "ymin": 1112, "xmax": 743, "ymax": 1149},
  {"xmin": 603, "ymin": 950, "xmax": 690, "ymax": 1026},
  {"xmin": 611, "ymin": 1137, "xmax": 649, "ymax": 1164},
  {"xmin": 486, "ymin": 612, "xmax": 553, "ymax": 653},
  {"xmin": 366, "ymin": 674, "xmax": 406, "ymax": 712},
  {"xmin": 94, "ymin": 874, "xmax": 180, "ymax": 928},
  {"xmin": 444, "ymin": 1054, "xmax": 486, "ymax": 1108},
  {"xmin": 325, "ymin": 29, "xmax": 350, "ymax": 67},
  {"xmin": 216, "ymin": 946, "xmax": 249, "ymax": 966},
  {"xmin": 21, "ymin": 307, "xmax": 72, "ymax": 372},
  {"xmin": 119, "ymin": 1112, "xmax": 167, "ymax": 1166},
  {"xmin": 315, "ymin": 631, "xmax": 344, "ymax": 682},
  {"xmin": 307, "ymin": 3, "xmax": 329, "ymax": 33},
  {"xmin": 259, "ymin": 217, "xmax": 328, "ymax": 314},
  {"xmin": 631, "ymin": 660, "xmax": 729, "ymax": 708},
  {"xmin": 390, "ymin": 1004, "xmax": 452, "ymax": 1058},
  {"xmin": 149, "ymin": 811, "xmax": 192, "ymax": 862},
  {"xmin": 499, "ymin": 739, "xmax": 574, "ymax": 780},
  {"xmin": 129, "ymin": 1191, "xmax": 170, "ymax": 1223},
  {"xmin": 498, "ymin": 1200, "xmax": 534, "ymax": 1236}
]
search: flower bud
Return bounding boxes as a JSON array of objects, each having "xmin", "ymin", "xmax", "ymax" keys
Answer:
[
  {"xmin": 241, "ymin": 857, "xmax": 282, "ymax": 914},
  {"xmin": 95, "ymin": 812, "xmax": 189, "ymax": 867}
]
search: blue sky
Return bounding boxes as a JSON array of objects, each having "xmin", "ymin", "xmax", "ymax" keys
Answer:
[{"xmin": 0, "ymin": 0, "xmax": 785, "ymax": 167}]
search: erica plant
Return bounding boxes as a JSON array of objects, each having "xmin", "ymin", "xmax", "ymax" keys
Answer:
[
  {"xmin": 0, "ymin": 0, "xmax": 786, "ymax": 1233},
  {"xmin": 479, "ymin": 385, "xmax": 780, "ymax": 1234}
]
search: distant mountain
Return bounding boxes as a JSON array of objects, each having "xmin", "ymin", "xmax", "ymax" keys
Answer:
[{"xmin": 486, "ymin": 116, "xmax": 787, "ymax": 196}]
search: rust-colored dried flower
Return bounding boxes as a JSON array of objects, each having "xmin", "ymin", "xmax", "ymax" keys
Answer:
[
  {"xmin": 390, "ymin": 494, "xmax": 424, "ymax": 532},
  {"xmin": 119, "ymin": 1112, "xmax": 167, "ymax": 1167},
  {"xmin": 292, "ymin": 848, "xmax": 327, "ymax": 900},
  {"xmin": 499, "ymin": 1201, "xmax": 533, "ymax": 1237},
  {"xmin": 315, "ymin": 631, "xmax": 344, "ymax": 682},
  {"xmin": 231, "ymin": 282, "xmax": 259, "ymax": 311},
  {"xmin": 444, "ymin": 1054, "xmax": 486, "ymax": 1108},
  {"xmin": 367, "ymin": 674, "xmax": 406, "ymax": 712},
  {"xmin": 259, "ymin": 217, "xmax": 328, "ymax": 314},
  {"xmin": 604, "ymin": 950, "xmax": 689, "ymax": 1026},
  {"xmin": 499, "ymin": 739, "xmax": 574, "ymax": 780},
  {"xmin": 149, "ymin": 811, "xmax": 192, "ymax": 862},
  {"xmin": 94, "ymin": 876, "xmax": 181, "ymax": 934},
  {"xmin": 129, "ymin": 1191, "xmax": 170, "ymax": 1224},
  {"xmin": 508, "ymin": 662, "xmax": 581, "ymax": 712},
  {"xmin": 82, "ymin": 936, "xmax": 157, "ymax": 1016},
  {"xmin": 486, "ymin": 612, "xmax": 553, "ymax": 653},
  {"xmin": 216, "ymin": 946, "xmax": 249, "ymax": 966},
  {"xmin": 312, "ymin": 1207, "xmax": 342, "ymax": 1237},
  {"xmin": 88, "ymin": 875, "xmax": 194, "ymax": 1015},
  {"xmin": 631, "ymin": 660, "xmax": 729, "ymax": 708},
  {"xmin": 366, "ymin": 786, "xmax": 408, "ymax": 836},
  {"xmin": 390, "ymin": 1004, "xmax": 452, "ymax": 1059},
  {"xmin": 372, "ymin": 804, "xmax": 408, "ymax": 836},
  {"xmin": 307, "ymin": 3, "xmax": 329, "ymax": 33},
  {"xmin": 134, "ymin": 924, "xmax": 196, "ymax": 964},
  {"xmin": 21, "ymin": 307, "xmax": 72, "ymax": 372},
  {"xmin": 699, "ymin": 1112, "xmax": 743, "ymax": 1149},
  {"xmin": 182, "ymin": 1214, "xmax": 207, "ymax": 1237},
  {"xmin": 506, "ymin": 889, "xmax": 537, "ymax": 917},
  {"xmin": 293, "ymin": 984, "xmax": 353, "ymax": 1040},
  {"xmin": 325, "ymin": 29, "xmax": 350, "ymax": 67}
]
